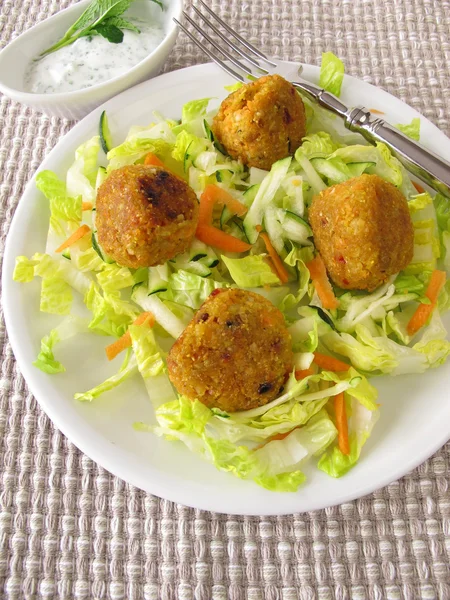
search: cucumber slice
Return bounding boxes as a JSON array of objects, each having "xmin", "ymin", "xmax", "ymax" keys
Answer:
[
  {"xmin": 226, "ymin": 220, "xmax": 249, "ymax": 243},
  {"xmin": 148, "ymin": 265, "xmax": 169, "ymax": 295},
  {"xmin": 91, "ymin": 232, "xmax": 104, "ymax": 261},
  {"xmin": 203, "ymin": 118, "xmax": 227, "ymax": 154},
  {"xmin": 310, "ymin": 158, "xmax": 351, "ymax": 184},
  {"xmin": 243, "ymin": 157, "xmax": 292, "ymax": 243},
  {"xmin": 99, "ymin": 111, "xmax": 113, "ymax": 154},
  {"xmin": 242, "ymin": 184, "xmax": 260, "ymax": 206},
  {"xmin": 91, "ymin": 230, "xmax": 115, "ymax": 264},
  {"xmin": 278, "ymin": 209, "xmax": 313, "ymax": 245},
  {"xmin": 203, "ymin": 119, "xmax": 213, "ymax": 142},
  {"xmin": 62, "ymin": 249, "xmax": 71, "ymax": 260},
  {"xmin": 296, "ymin": 154, "xmax": 326, "ymax": 194},
  {"xmin": 284, "ymin": 211, "xmax": 313, "ymax": 234},
  {"xmin": 171, "ymin": 254, "xmax": 212, "ymax": 277},
  {"xmin": 95, "ymin": 166, "xmax": 107, "ymax": 191},
  {"xmin": 187, "ymin": 239, "xmax": 216, "ymax": 262},
  {"xmin": 264, "ymin": 206, "xmax": 285, "ymax": 254}
]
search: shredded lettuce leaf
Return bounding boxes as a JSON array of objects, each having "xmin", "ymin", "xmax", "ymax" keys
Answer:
[
  {"xmin": 396, "ymin": 117, "xmax": 421, "ymax": 141},
  {"xmin": 319, "ymin": 52, "xmax": 345, "ymax": 97},
  {"xmin": 222, "ymin": 255, "xmax": 280, "ymax": 287}
]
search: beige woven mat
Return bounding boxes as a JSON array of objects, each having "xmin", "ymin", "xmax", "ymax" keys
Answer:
[{"xmin": 1, "ymin": 0, "xmax": 450, "ymax": 598}]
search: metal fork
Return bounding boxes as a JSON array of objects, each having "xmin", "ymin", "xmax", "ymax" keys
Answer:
[{"xmin": 174, "ymin": 1, "xmax": 450, "ymax": 198}]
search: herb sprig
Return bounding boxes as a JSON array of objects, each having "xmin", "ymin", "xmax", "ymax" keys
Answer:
[{"xmin": 40, "ymin": 0, "xmax": 163, "ymax": 57}]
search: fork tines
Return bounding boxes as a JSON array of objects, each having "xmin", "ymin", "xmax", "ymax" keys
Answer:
[{"xmin": 174, "ymin": 0, "xmax": 277, "ymax": 83}]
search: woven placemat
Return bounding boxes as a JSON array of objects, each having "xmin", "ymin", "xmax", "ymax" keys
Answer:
[{"xmin": 1, "ymin": 1, "xmax": 450, "ymax": 598}]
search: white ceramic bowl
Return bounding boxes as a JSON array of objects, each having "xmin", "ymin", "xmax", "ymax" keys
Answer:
[{"xmin": 0, "ymin": 0, "xmax": 182, "ymax": 120}]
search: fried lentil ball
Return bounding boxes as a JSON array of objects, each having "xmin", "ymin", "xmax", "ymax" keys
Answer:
[
  {"xmin": 212, "ymin": 74, "xmax": 307, "ymax": 170},
  {"xmin": 95, "ymin": 165, "xmax": 199, "ymax": 268},
  {"xmin": 167, "ymin": 288, "xmax": 294, "ymax": 412},
  {"xmin": 309, "ymin": 173, "xmax": 414, "ymax": 291}
]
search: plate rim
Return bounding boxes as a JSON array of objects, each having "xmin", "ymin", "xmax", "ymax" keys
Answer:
[{"xmin": 3, "ymin": 60, "xmax": 450, "ymax": 516}]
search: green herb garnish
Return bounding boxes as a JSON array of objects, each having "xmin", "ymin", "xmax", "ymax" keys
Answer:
[{"xmin": 40, "ymin": 0, "xmax": 162, "ymax": 57}]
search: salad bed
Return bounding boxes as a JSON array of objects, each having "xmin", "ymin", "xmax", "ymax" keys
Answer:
[{"xmin": 13, "ymin": 54, "xmax": 450, "ymax": 492}]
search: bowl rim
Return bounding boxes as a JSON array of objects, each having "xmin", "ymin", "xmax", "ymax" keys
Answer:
[{"xmin": 0, "ymin": 0, "xmax": 183, "ymax": 101}]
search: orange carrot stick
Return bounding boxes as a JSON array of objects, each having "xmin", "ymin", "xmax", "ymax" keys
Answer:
[
  {"xmin": 82, "ymin": 202, "xmax": 93, "ymax": 211},
  {"xmin": 260, "ymin": 232, "xmax": 289, "ymax": 284},
  {"xmin": 55, "ymin": 224, "xmax": 91, "ymax": 253},
  {"xmin": 105, "ymin": 333, "xmax": 133, "ymax": 361},
  {"xmin": 334, "ymin": 392, "xmax": 350, "ymax": 455},
  {"xmin": 369, "ymin": 108, "xmax": 385, "ymax": 115},
  {"xmin": 306, "ymin": 255, "xmax": 339, "ymax": 310},
  {"xmin": 198, "ymin": 191, "xmax": 215, "ymax": 226},
  {"xmin": 313, "ymin": 352, "xmax": 350, "ymax": 372},
  {"xmin": 412, "ymin": 181, "xmax": 425, "ymax": 194},
  {"xmin": 144, "ymin": 153, "xmax": 165, "ymax": 167},
  {"xmin": 196, "ymin": 224, "xmax": 251, "ymax": 253},
  {"xmin": 255, "ymin": 427, "xmax": 300, "ymax": 449},
  {"xmin": 407, "ymin": 270, "xmax": 446, "ymax": 336},
  {"xmin": 204, "ymin": 184, "xmax": 247, "ymax": 216},
  {"xmin": 295, "ymin": 367, "xmax": 315, "ymax": 379},
  {"xmin": 105, "ymin": 312, "xmax": 155, "ymax": 361},
  {"xmin": 198, "ymin": 184, "xmax": 247, "ymax": 226}
]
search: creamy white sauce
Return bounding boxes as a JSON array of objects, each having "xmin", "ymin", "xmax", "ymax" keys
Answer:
[{"xmin": 25, "ymin": 19, "xmax": 165, "ymax": 94}]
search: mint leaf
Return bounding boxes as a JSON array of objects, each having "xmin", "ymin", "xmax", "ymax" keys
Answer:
[
  {"xmin": 105, "ymin": 16, "xmax": 140, "ymax": 33},
  {"xmin": 40, "ymin": 0, "xmax": 139, "ymax": 57},
  {"xmin": 94, "ymin": 23, "xmax": 124, "ymax": 43}
]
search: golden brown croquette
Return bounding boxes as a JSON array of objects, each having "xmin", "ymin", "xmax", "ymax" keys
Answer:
[
  {"xmin": 96, "ymin": 165, "xmax": 199, "ymax": 268},
  {"xmin": 167, "ymin": 288, "xmax": 294, "ymax": 412},
  {"xmin": 212, "ymin": 74, "xmax": 307, "ymax": 170},
  {"xmin": 309, "ymin": 174, "xmax": 414, "ymax": 291}
]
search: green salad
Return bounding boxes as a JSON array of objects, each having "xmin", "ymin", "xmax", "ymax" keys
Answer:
[{"xmin": 14, "ymin": 53, "xmax": 450, "ymax": 492}]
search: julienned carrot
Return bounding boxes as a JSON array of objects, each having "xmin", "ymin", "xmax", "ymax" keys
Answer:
[
  {"xmin": 105, "ymin": 312, "xmax": 155, "ymax": 361},
  {"xmin": 198, "ymin": 184, "xmax": 248, "ymax": 226},
  {"xmin": 198, "ymin": 191, "xmax": 215, "ymax": 226},
  {"xmin": 260, "ymin": 232, "xmax": 289, "ymax": 284},
  {"xmin": 306, "ymin": 255, "xmax": 339, "ymax": 310},
  {"xmin": 144, "ymin": 153, "xmax": 165, "ymax": 167},
  {"xmin": 295, "ymin": 367, "xmax": 315, "ymax": 379},
  {"xmin": 407, "ymin": 270, "xmax": 446, "ymax": 336},
  {"xmin": 334, "ymin": 392, "xmax": 350, "ymax": 455},
  {"xmin": 256, "ymin": 427, "xmax": 300, "ymax": 449},
  {"xmin": 313, "ymin": 352, "xmax": 350, "ymax": 372},
  {"xmin": 82, "ymin": 202, "xmax": 93, "ymax": 211},
  {"xmin": 105, "ymin": 333, "xmax": 133, "ymax": 361},
  {"xmin": 196, "ymin": 224, "xmax": 251, "ymax": 253},
  {"xmin": 55, "ymin": 224, "xmax": 91, "ymax": 253},
  {"xmin": 412, "ymin": 181, "xmax": 425, "ymax": 194},
  {"xmin": 369, "ymin": 108, "xmax": 385, "ymax": 115}
]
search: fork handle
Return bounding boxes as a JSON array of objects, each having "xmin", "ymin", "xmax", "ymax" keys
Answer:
[
  {"xmin": 347, "ymin": 107, "xmax": 450, "ymax": 197},
  {"xmin": 294, "ymin": 82, "xmax": 450, "ymax": 198}
]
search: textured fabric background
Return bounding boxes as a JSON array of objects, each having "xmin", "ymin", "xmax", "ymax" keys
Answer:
[{"xmin": 1, "ymin": 1, "xmax": 450, "ymax": 598}]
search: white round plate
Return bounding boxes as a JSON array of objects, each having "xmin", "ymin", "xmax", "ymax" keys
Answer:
[{"xmin": 3, "ymin": 62, "xmax": 450, "ymax": 515}]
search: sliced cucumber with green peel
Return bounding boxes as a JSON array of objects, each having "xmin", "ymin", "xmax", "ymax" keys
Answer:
[
  {"xmin": 171, "ymin": 254, "xmax": 212, "ymax": 277},
  {"xmin": 243, "ymin": 157, "xmax": 291, "ymax": 244},
  {"xmin": 203, "ymin": 118, "xmax": 226, "ymax": 154},
  {"xmin": 91, "ymin": 230, "xmax": 115, "ymax": 264},
  {"xmin": 264, "ymin": 206, "xmax": 285, "ymax": 254},
  {"xmin": 278, "ymin": 209, "xmax": 313, "ymax": 245},
  {"xmin": 148, "ymin": 265, "xmax": 170, "ymax": 295},
  {"xmin": 95, "ymin": 166, "xmax": 107, "ymax": 191},
  {"xmin": 99, "ymin": 111, "xmax": 113, "ymax": 154},
  {"xmin": 310, "ymin": 158, "xmax": 351, "ymax": 184},
  {"xmin": 62, "ymin": 249, "xmax": 71, "ymax": 260}
]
